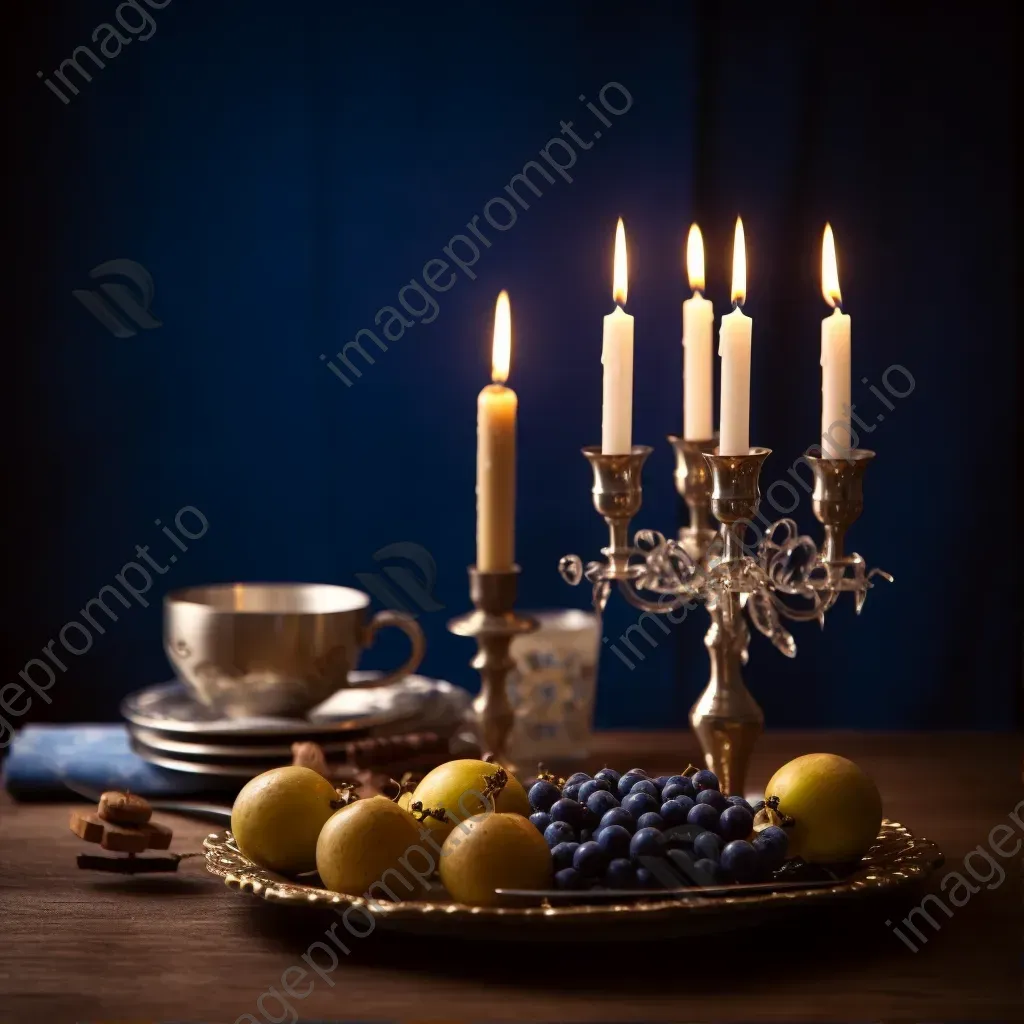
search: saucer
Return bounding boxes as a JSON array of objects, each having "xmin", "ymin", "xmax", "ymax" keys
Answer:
[
  {"xmin": 126, "ymin": 736, "xmax": 288, "ymax": 778},
  {"xmin": 120, "ymin": 672, "xmax": 469, "ymax": 742},
  {"xmin": 126, "ymin": 726, "xmax": 362, "ymax": 762}
]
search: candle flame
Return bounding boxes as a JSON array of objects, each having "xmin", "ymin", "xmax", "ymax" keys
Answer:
[
  {"xmin": 821, "ymin": 222, "xmax": 842, "ymax": 308},
  {"xmin": 613, "ymin": 217, "xmax": 628, "ymax": 306},
  {"xmin": 491, "ymin": 290, "xmax": 511, "ymax": 383},
  {"xmin": 731, "ymin": 217, "xmax": 746, "ymax": 306},
  {"xmin": 686, "ymin": 223, "xmax": 705, "ymax": 292}
]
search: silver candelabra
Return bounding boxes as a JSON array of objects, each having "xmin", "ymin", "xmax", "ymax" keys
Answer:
[{"xmin": 559, "ymin": 437, "xmax": 892, "ymax": 795}]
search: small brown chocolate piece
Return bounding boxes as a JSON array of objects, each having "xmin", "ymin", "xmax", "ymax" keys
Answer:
[
  {"xmin": 69, "ymin": 810, "xmax": 106, "ymax": 845},
  {"xmin": 77, "ymin": 853, "xmax": 182, "ymax": 874},
  {"xmin": 70, "ymin": 810, "xmax": 172, "ymax": 853},
  {"xmin": 98, "ymin": 791, "xmax": 152, "ymax": 826}
]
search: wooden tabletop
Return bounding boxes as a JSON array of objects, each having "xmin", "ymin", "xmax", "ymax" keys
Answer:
[{"xmin": 1, "ymin": 730, "xmax": 1020, "ymax": 1023}]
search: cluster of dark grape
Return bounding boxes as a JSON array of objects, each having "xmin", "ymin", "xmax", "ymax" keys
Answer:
[{"xmin": 527, "ymin": 766, "xmax": 790, "ymax": 891}]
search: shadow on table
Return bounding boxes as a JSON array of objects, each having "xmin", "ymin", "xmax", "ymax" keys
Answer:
[
  {"xmin": 81, "ymin": 876, "xmax": 215, "ymax": 897},
  {"xmin": 234, "ymin": 883, "xmax": 934, "ymax": 992}
]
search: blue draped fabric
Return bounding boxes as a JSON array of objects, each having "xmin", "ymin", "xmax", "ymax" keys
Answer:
[{"xmin": 5, "ymin": 1, "xmax": 1017, "ymax": 734}]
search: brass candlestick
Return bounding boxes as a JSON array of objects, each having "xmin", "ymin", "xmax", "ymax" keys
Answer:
[
  {"xmin": 560, "ymin": 440, "xmax": 891, "ymax": 796},
  {"xmin": 448, "ymin": 567, "xmax": 537, "ymax": 771}
]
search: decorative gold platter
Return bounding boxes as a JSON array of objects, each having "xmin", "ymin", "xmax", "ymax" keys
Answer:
[{"xmin": 204, "ymin": 819, "xmax": 942, "ymax": 941}]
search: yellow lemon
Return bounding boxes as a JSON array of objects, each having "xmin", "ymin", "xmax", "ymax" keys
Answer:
[
  {"xmin": 316, "ymin": 795, "xmax": 425, "ymax": 898},
  {"xmin": 766, "ymin": 753, "xmax": 882, "ymax": 863},
  {"xmin": 231, "ymin": 766, "xmax": 339, "ymax": 875},
  {"xmin": 410, "ymin": 759, "xmax": 530, "ymax": 843},
  {"xmin": 440, "ymin": 812, "xmax": 552, "ymax": 906}
]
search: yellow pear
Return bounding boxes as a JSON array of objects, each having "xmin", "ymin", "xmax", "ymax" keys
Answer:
[
  {"xmin": 231, "ymin": 765, "xmax": 340, "ymax": 875},
  {"xmin": 440, "ymin": 811, "xmax": 552, "ymax": 906},
  {"xmin": 410, "ymin": 759, "xmax": 530, "ymax": 843},
  {"xmin": 316, "ymin": 795, "xmax": 425, "ymax": 898},
  {"xmin": 766, "ymin": 753, "xmax": 882, "ymax": 863}
]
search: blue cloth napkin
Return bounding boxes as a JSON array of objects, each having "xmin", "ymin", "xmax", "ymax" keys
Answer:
[{"xmin": 2, "ymin": 724, "xmax": 232, "ymax": 799}]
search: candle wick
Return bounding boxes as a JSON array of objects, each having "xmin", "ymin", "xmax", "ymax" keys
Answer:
[
  {"xmin": 731, "ymin": 299, "xmax": 744, "ymax": 311},
  {"xmin": 833, "ymin": 300, "xmax": 843, "ymax": 313}
]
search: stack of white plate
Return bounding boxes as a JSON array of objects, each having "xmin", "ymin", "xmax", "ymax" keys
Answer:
[{"xmin": 120, "ymin": 672, "xmax": 470, "ymax": 777}]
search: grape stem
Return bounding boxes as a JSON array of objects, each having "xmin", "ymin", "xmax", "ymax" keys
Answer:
[
  {"xmin": 383, "ymin": 772, "xmax": 422, "ymax": 803},
  {"xmin": 536, "ymin": 764, "xmax": 567, "ymax": 789},
  {"xmin": 398, "ymin": 771, "xmax": 421, "ymax": 793}
]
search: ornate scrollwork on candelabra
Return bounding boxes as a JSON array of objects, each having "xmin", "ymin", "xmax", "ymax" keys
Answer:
[{"xmin": 559, "ymin": 439, "xmax": 892, "ymax": 795}]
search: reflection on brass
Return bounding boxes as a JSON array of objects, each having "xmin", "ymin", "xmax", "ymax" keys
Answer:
[{"xmin": 447, "ymin": 567, "xmax": 537, "ymax": 772}]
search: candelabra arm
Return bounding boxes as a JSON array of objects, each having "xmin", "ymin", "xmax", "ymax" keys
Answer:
[{"xmin": 616, "ymin": 578, "xmax": 695, "ymax": 615}]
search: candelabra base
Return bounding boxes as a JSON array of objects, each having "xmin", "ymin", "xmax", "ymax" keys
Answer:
[{"xmin": 690, "ymin": 597, "xmax": 763, "ymax": 797}]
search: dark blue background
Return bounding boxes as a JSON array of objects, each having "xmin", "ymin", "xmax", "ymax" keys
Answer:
[{"xmin": 7, "ymin": 1, "xmax": 1019, "ymax": 731}]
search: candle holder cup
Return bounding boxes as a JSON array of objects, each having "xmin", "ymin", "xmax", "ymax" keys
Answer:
[
  {"xmin": 560, "ymin": 439, "xmax": 891, "ymax": 795},
  {"xmin": 584, "ymin": 445, "xmax": 653, "ymax": 582},
  {"xmin": 806, "ymin": 449, "xmax": 887, "ymax": 610},
  {"xmin": 668, "ymin": 436, "xmax": 718, "ymax": 563},
  {"xmin": 558, "ymin": 447, "xmax": 659, "ymax": 613},
  {"xmin": 705, "ymin": 447, "xmax": 772, "ymax": 565},
  {"xmin": 448, "ymin": 566, "xmax": 538, "ymax": 772}
]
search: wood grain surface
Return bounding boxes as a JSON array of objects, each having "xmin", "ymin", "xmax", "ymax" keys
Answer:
[{"xmin": 1, "ymin": 731, "xmax": 1020, "ymax": 1023}]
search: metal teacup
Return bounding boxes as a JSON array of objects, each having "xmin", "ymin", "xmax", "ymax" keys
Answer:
[{"xmin": 164, "ymin": 583, "xmax": 426, "ymax": 718}]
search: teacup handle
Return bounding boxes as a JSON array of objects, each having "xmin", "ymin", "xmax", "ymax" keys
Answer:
[{"xmin": 357, "ymin": 610, "xmax": 426, "ymax": 687}]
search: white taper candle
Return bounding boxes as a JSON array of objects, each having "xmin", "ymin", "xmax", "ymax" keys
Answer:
[
  {"xmin": 601, "ymin": 218, "xmax": 634, "ymax": 454},
  {"xmin": 718, "ymin": 218, "xmax": 752, "ymax": 456},
  {"xmin": 820, "ymin": 224, "xmax": 852, "ymax": 458}
]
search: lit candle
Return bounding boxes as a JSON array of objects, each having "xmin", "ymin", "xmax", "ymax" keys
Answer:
[
  {"xmin": 682, "ymin": 223, "xmax": 714, "ymax": 440},
  {"xmin": 601, "ymin": 218, "xmax": 634, "ymax": 454},
  {"xmin": 476, "ymin": 291, "xmax": 517, "ymax": 572},
  {"xmin": 718, "ymin": 218, "xmax": 752, "ymax": 456},
  {"xmin": 820, "ymin": 223, "xmax": 852, "ymax": 459}
]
